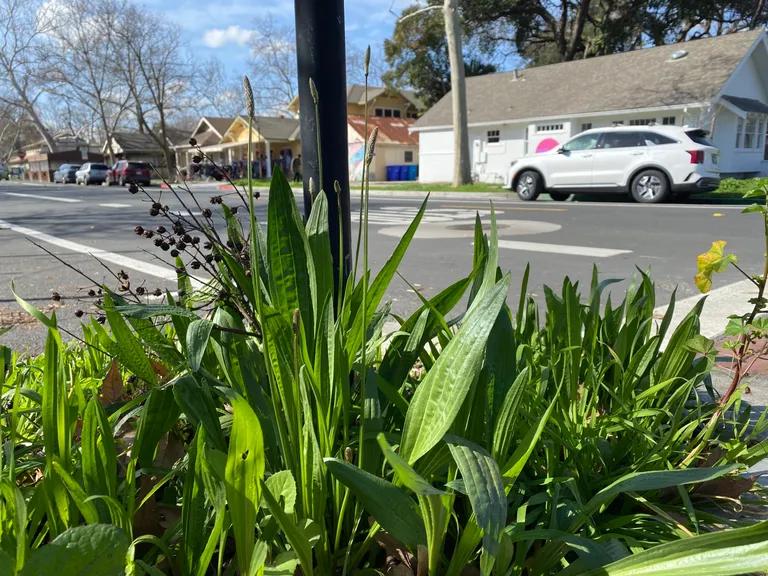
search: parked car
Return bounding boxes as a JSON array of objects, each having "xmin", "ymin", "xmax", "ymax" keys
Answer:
[
  {"xmin": 53, "ymin": 164, "xmax": 80, "ymax": 184},
  {"xmin": 75, "ymin": 162, "xmax": 110, "ymax": 185},
  {"xmin": 106, "ymin": 160, "xmax": 152, "ymax": 186},
  {"xmin": 0, "ymin": 163, "xmax": 8, "ymax": 180},
  {"xmin": 9, "ymin": 167, "xmax": 23, "ymax": 179},
  {"xmin": 505, "ymin": 126, "xmax": 720, "ymax": 203}
]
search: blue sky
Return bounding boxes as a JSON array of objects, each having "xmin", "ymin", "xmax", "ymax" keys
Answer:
[{"xmin": 143, "ymin": 0, "xmax": 406, "ymax": 75}]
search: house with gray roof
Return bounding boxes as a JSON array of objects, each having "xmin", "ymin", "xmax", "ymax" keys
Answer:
[{"xmin": 413, "ymin": 29, "xmax": 768, "ymax": 183}]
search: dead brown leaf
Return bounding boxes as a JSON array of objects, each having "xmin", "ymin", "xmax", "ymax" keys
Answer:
[{"xmin": 100, "ymin": 360, "xmax": 124, "ymax": 406}]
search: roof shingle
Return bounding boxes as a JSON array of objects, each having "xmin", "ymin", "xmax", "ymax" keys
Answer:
[{"xmin": 415, "ymin": 30, "xmax": 763, "ymax": 129}]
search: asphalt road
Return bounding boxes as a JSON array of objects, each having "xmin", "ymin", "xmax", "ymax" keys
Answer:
[{"xmin": 0, "ymin": 179, "xmax": 761, "ymax": 354}]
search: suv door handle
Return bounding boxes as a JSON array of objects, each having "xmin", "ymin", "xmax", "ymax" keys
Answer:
[
  {"xmin": 581, "ymin": 154, "xmax": 593, "ymax": 158},
  {"xmin": 630, "ymin": 151, "xmax": 644, "ymax": 156}
]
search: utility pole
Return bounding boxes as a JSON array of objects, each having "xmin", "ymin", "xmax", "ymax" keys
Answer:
[
  {"xmin": 443, "ymin": 0, "xmax": 471, "ymax": 186},
  {"xmin": 294, "ymin": 0, "xmax": 352, "ymax": 288},
  {"xmin": 400, "ymin": 2, "xmax": 471, "ymax": 186}
]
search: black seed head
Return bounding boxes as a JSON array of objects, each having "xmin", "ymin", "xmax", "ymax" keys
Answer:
[
  {"xmin": 170, "ymin": 249, "xmax": 179, "ymax": 257},
  {"xmin": 152, "ymin": 202, "xmax": 162, "ymax": 210},
  {"xmin": 74, "ymin": 309, "xmax": 84, "ymax": 318},
  {"xmin": 134, "ymin": 225, "xmax": 144, "ymax": 235},
  {"xmin": 97, "ymin": 314, "xmax": 106, "ymax": 324},
  {"xmin": 226, "ymin": 240, "xmax": 233, "ymax": 248},
  {"xmin": 189, "ymin": 137, "xmax": 197, "ymax": 147},
  {"xmin": 144, "ymin": 230, "xmax": 154, "ymax": 239},
  {"xmin": 191, "ymin": 236, "xmax": 200, "ymax": 245},
  {"xmin": 51, "ymin": 291, "xmax": 61, "ymax": 302},
  {"xmin": 153, "ymin": 288, "xmax": 162, "ymax": 297},
  {"xmin": 190, "ymin": 260, "xmax": 201, "ymax": 270},
  {"xmin": 160, "ymin": 242, "xmax": 170, "ymax": 251},
  {"xmin": 154, "ymin": 238, "xmax": 163, "ymax": 247},
  {"xmin": 167, "ymin": 236, "xmax": 176, "ymax": 245},
  {"xmin": 173, "ymin": 223, "xmax": 185, "ymax": 235},
  {"xmin": 230, "ymin": 206, "xmax": 239, "ymax": 214},
  {"xmin": 214, "ymin": 254, "xmax": 223, "ymax": 262},
  {"xmin": 177, "ymin": 241, "xmax": 186, "ymax": 250},
  {"xmin": 128, "ymin": 183, "xmax": 138, "ymax": 194},
  {"xmin": 88, "ymin": 289, "xmax": 96, "ymax": 297},
  {"xmin": 182, "ymin": 234, "xmax": 192, "ymax": 243},
  {"xmin": 156, "ymin": 225, "xmax": 166, "ymax": 234},
  {"xmin": 202, "ymin": 208, "xmax": 212, "ymax": 218},
  {"xmin": 205, "ymin": 254, "xmax": 214, "ymax": 263},
  {"xmin": 136, "ymin": 286, "xmax": 145, "ymax": 295},
  {"xmin": 149, "ymin": 208, "xmax": 159, "ymax": 217},
  {"xmin": 203, "ymin": 241, "xmax": 212, "ymax": 250}
]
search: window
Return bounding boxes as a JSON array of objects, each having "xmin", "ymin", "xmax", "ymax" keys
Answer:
[
  {"xmin": 487, "ymin": 129, "xmax": 500, "ymax": 143},
  {"xmin": 374, "ymin": 107, "xmax": 401, "ymax": 118},
  {"xmin": 563, "ymin": 132, "xmax": 600, "ymax": 151},
  {"xmin": 536, "ymin": 123, "xmax": 564, "ymax": 133},
  {"xmin": 581, "ymin": 123, "xmax": 592, "ymax": 132},
  {"xmin": 642, "ymin": 132, "xmax": 676, "ymax": 146},
  {"xmin": 600, "ymin": 131, "xmax": 645, "ymax": 148},
  {"xmin": 736, "ymin": 114, "xmax": 766, "ymax": 150},
  {"xmin": 404, "ymin": 150, "xmax": 414, "ymax": 163},
  {"xmin": 662, "ymin": 116, "xmax": 676, "ymax": 125},
  {"xmin": 407, "ymin": 110, "xmax": 419, "ymax": 119},
  {"xmin": 629, "ymin": 118, "xmax": 655, "ymax": 126}
]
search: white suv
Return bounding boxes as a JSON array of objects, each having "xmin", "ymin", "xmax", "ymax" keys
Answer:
[{"xmin": 505, "ymin": 126, "xmax": 720, "ymax": 203}]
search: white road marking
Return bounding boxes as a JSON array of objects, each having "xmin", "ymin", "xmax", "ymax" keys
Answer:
[
  {"xmin": 0, "ymin": 218, "xmax": 205, "ymax": 288},
  {"xmin": 353, "ymin": 207, "xmax": 499, "ymax": 226},
  {"xmin": 4, "ymin": 192, "xmax": 81, "ymax": 203},
  {"xmin": 170, "ymin": 210, "xmax": 202, "ymax": 217},
  {"xmin": 497, "ymin": 239, "xmax": 631, "ymax": 258},
  {"xmin": 99, "ymin": 203, "xmax": 131, "ymax": 208},
  {"xmin": 654, "ymin": 278, "xmax": 756, "ymax": 342}
]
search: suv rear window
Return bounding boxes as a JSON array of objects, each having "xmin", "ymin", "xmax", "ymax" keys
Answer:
[
  {"xmin": 641, "ymin": 132, "xmax": 677, "ymax": 145},
  {"xmin": 128, "ymin": 162, "xmax": 150, "ymax": 169},
  {"xmin": 685, "ymin": 129, "xmax": 713, "ymax": 146}
]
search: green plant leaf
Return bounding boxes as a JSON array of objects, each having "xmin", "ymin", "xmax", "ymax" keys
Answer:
[
  {"xmin": 377, "ymin": 433, "xmax": 444, "ymax": 496},
  {"xmin": 12, "ymin": 283, "xmax": 57, "ymax": 329},
  {"xmin": 400, "ymin": 274, "xmax": 510, "ymax": 464},
  {"xmin": 578, "ymin": 521, "xmax": 768, "ymax": 576},
  {"xmin": 446, "ymin": 437, "xmax": 506, "ymax": 560},
  {"xmin": 263, "ymin": 470, "xmax": 297, "ymax": 514},
  {"xmin": 224, "ymin": 394, "xmax": 265, "ymax": 576},
  {"xmin": 114, "ymin": 304, "xmax": 200, "ymax": 320},
  {"xmin": 20, "ymin": 524, "xmax": 130, "ymax": 576},
  {"xmin": 267, "ymin": 167, "xmax": 314, "ymax": 342},
  {"xmin": 103, "ymin": 293, "xmax": 156, "ymax": 386},
  {"xmin": 261, "ymin": 480, "xmax": 313, "ymax": 576},
  {"xmin": 324, "ymin": 458, "xmax": 426, "ymax": 549},
  {"xmin": 587, "ymin": 465, "xmax": 740, "ymax": 513},
  {"xmin": 306, "ymin": 189, "xmax": 334, "ymax": 324},
  {"xmin": 694, "ymin": 240, "xmax": 736, "ymax": 293},
  {"xmin": 186, "ymin": 318, "xmax": 213, "ymax": 372}
]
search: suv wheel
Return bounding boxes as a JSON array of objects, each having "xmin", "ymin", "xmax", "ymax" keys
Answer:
[
  {"xmin": 631, "ymin": 169, "xmax": 669, "ymax": 203},
  {"xmin": 516, "ymin": 170, "xmax": 542, "ymax": 201},
  {"xmin": 549, "ymin": 191, "xmax": 571, "ymax": 201}
]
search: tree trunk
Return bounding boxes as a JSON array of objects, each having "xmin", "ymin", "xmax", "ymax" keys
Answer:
[{"xmin": 444, "ymin": 0, "xmax": 471, "ymax": 186}]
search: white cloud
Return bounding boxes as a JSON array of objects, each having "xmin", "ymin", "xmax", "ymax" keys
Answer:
[{"xmin": 202, "ymin": 25, "xmax": 255, "ymax": 48}]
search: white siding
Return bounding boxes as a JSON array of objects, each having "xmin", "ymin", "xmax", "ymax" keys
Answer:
[
  {"xmin": 418, "ymin": 130, "xmax": 454, "ymax": 182},
  {"xmin": 470, "ymin": 124, "xmax": 527, "ymax": 183}
]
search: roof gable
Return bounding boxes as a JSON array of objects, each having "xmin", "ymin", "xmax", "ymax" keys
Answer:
[
  {"xmin": 347, "ymin": 115, "xmax": 419, "ymax": 145},
  {"xmin": 415, "ymin": 29, "xmax": 763, "ymax": 129}
]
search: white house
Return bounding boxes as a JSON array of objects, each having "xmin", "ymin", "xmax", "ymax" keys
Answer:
[{"xmin": 413, "ymin": 29, "xmax": 768, "ymax": 183}]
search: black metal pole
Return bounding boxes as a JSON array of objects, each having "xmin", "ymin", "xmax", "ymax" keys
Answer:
[{"xmin": 294, "ymin": 0, "xmax": 352, "ymax": 287}]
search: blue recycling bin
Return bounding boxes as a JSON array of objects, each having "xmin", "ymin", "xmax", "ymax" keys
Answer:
[
  {"xmin": 406, "ymin": 165, "xmax": 418, "ymax": 181},
  {"xmin": 386, "ymin": 165, "xmax": 398, "ymax": 181}
]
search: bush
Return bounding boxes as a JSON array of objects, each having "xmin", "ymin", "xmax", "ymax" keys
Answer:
[{"xmin": 2, "ymin": 84, "xmax": 768, "ymax": 574}]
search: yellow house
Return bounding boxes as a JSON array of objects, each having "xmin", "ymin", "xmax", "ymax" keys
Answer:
[
  {"xmin": 219, "ymin": 116, "xmax": 301, "ymax": 178},
  {"xmin": 288, "ymin": 84, "xmax": 422, "ymax": 119}
]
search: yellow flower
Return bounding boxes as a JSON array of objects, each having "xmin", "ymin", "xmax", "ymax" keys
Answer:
[{"xmin": 694, "ymin": 240, "xmax": 736, "ymax": 293}]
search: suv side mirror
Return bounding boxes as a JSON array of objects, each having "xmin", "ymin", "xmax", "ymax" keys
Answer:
[{"xmin": 557, "ymin": 147, "xmax": 567, "ymax": 154}]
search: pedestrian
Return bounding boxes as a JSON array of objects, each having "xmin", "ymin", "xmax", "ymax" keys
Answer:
[{"xmin": 292, "ymin": 154, "xmax": 302, "ymax": 182}]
